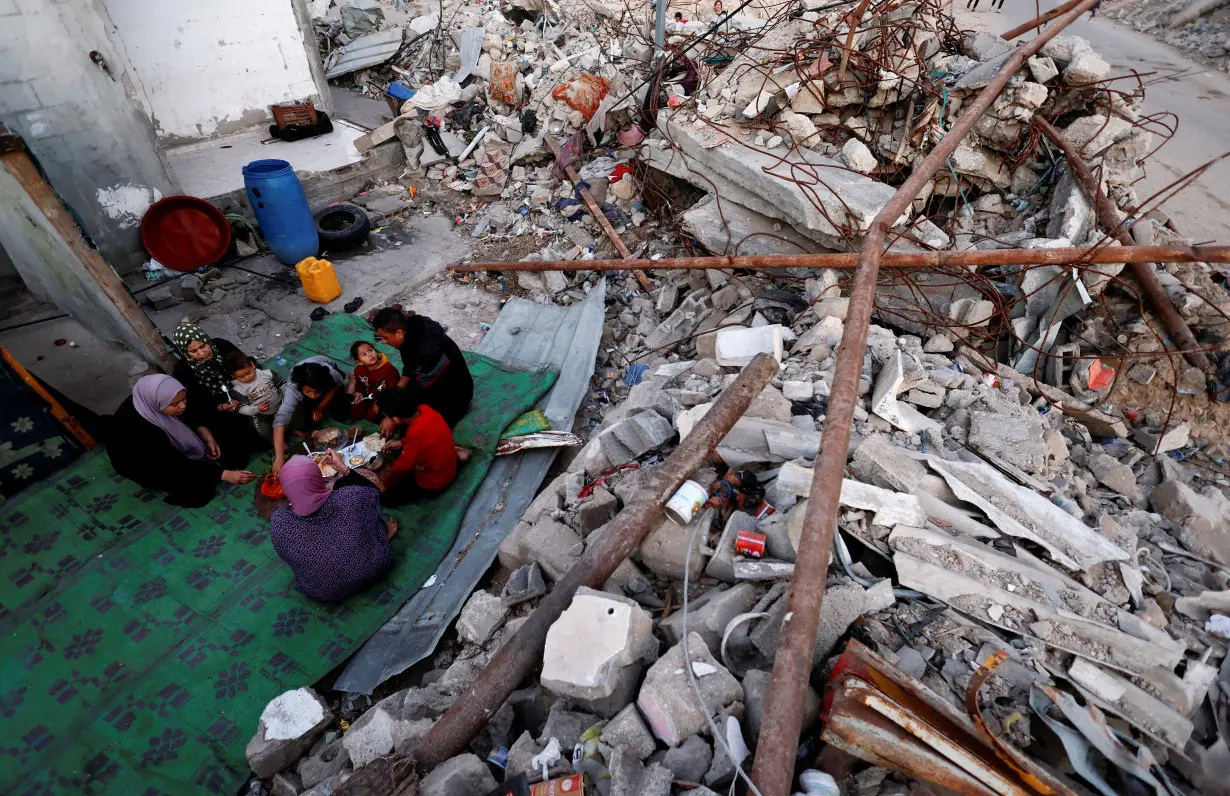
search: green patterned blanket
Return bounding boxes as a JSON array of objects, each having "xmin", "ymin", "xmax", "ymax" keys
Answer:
[{"xmin": 0, "ymin": 314, "xmax": 555, "ymax": 794}]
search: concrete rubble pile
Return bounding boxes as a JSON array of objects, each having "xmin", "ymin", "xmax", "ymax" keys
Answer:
[
  {"xmin": 243, "ymin": 260, "xmax": 1230, "ymax": 794},
  {"xmin": 243, "ymin": 3, "xmax": 1230, "ymax": 796}
]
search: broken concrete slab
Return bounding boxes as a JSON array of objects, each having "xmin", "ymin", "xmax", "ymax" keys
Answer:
[
  {"xmin": 502, "ymin": 562, "xmax": 548, "ymax": 606},
  {"xmin": 640, "ymin": 507, "xmax": 714, "ymax": 581},
  {"xmin": 850, "ymin": 436, "xmax": 926, "ymax": 494},
  {"xmin": 599, "ymin": 703, "xmax": 657, "ymax": 760},
  {"xmin": 1067, "ymin": 658, "xmax": 1193, "ymax": 750},
  {"xmin": 741, "ymin": 669, "xmax": 820, "ymax": 747},
  {"xmin": 889, "ymin": 525, "xmax": 1181, "ymax": 675},
  {"xmin": 1136, "ymin": 422, "xmax": 1191, "ymax": 455},
  {"xmin": 926, "ymin": 457, "xmax": 1128, "ymax": 572},
  {"xmin": 420, "ymin": 753, "xmax": 499, "ymax": 796},
  {"xmin": 660, "ymin": 583, "xmax": 757, "ymax": 652},
  {"xmin": 1088, "ymin": 453, "xmax": 1139, "ymax": 499},
  {"xmin": 456, "ymin": 590, "xmax": 509, "ymax": 646},
  {"xmin": 776, "ymin": 461, "xmax": 925, "ymax": 529},
  {"xmin": 603, "ymin": 410, "xmax": 675, "ymax": 464},
  {"xmin": 750, "ymin": 580, "xmax": 867, "ymax": 665},
  {"xmin": 1150, "ymin": 480, "xmax": 1230, "ymax": 566},
  {"xmin": 644, "ymin": 112, "xmax": 899, "ymax": 251},
  {"xmin": 541, "ymin": 587, "xmax": 657, "ymax": 716},
  {"xmin": 714, "ymin": 325, "xmax": 784, "ymax": 366},
  {"xmin": 636, "ymin": 633, "xmax": 743, "ymax": 747},
  {"xmin": 682, "ymin": 195, "xmax": 817, "ymax": 256},
  {"xmin": 247, "ymin": 688, "xmax": 333, "ymax": 779},
  {"xmin": 967, "ymin": 401, "xmax": 1050, "ymax": 474},
  {"xmin": 498, "ymin": 518, "xmax": 583, "ymax": 581},
  {"xmin": 662, "ymin": 735, "xmax": 712, "ymax": 782},
  {"xmin": 871, "ymin": 350, "xmax": 939, "ymax": 433}
]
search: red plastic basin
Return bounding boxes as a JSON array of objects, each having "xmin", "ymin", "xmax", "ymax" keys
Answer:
[{"xmin": 140, "ymin": 196, "xmax": 232, "ymax": 272}]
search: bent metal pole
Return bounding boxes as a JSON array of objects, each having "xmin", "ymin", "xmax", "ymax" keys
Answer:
[
  {"xmin": 409, "ymin": 353, "xmax": 780, "ymax": 772},
  {"xmin": 1032, "ymin": 116, "xmax": 1212, "ymax": 374},
  {"xmin": 749, "ymin": 2, "xmax": 1103, "ymax": 795},
  {"xmin": 455, "ymin": 244, "xmax": 1230, "ymax": 272}
]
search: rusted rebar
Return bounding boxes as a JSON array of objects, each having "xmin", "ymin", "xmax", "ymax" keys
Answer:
[
  {"xmin": 456, "ymin": 244, "xmax": 1230, "ymax": 272},
  {"xmin": 749, "ymin": 2, "xmax": 1102, "ymax": 794},
  {"xmin": 408, "ymin": 353, "xmax": 780, "ymax": 773},
  {"xmin": 1001, "ymin": 0, "xmax": 1087, "ymax": 40},
  {"xmin": 1032, "ymin": 117, "xmax": 1212, "ymax": 374}
]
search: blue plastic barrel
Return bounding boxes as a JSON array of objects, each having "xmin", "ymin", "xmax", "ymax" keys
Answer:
[{"xmin": 242, "ymin": 159, "xmax": 319, "ymax": 265}]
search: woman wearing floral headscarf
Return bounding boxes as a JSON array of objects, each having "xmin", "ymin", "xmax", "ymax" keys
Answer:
[
  {"xmin": 108, "ymin": 374, "xmax": 256, "ymax": 507},
  {"xmin": 169, "ymin": 322, "xmax": 268, "ymax": 459}
]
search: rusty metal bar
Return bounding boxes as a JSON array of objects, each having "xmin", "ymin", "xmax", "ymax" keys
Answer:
[
  {"xmin": 1032, "ymin": 117, "xmax": 1212, "ymax": 374},
  {"xmin": 456, "ymin": 244, "xmax": 1230, "ymax": 273},
  {"xmin": 545, "ymin": 135, "xmax": 654, "ymax": 293},
  {"xmin": 750, "ymin": 2, "xmax": 1101, "ymax": 794},
  {"xmin": 836, "ymin": 0, "xmax": 872, "ymax": 83},
  {"xmin": 409, "ymin": 353, "xmax": 780, "ymax": 772},
  {"xmin": 1001, "ymin": 0, "xmax": 1086, "ymax": 40}
]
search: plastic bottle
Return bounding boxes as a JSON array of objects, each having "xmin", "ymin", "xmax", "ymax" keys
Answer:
[
  {"xmin": 242, "ymin": 159, "xmax": 319, "ymax": 265},
  {"xmin": 295, "ymin": 256, "xmax": 343, "ymax": 304}
]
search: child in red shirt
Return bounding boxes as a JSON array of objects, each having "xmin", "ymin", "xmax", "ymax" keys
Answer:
[
  {"xmin": 347, "ymin": 341, "xmax": 401, "ymax": 421},
  {"xmin": 375, "ymin": 386, "xmax": 469, "ymax": 506}
]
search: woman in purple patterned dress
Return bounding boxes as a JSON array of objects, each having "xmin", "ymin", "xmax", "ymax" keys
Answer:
[{"xmin": 270, "ymin": 453, "xmax": 399, "ymax": 602}]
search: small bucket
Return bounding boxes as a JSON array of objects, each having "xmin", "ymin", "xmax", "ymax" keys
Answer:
[{"xmin": 664, "ymin": 480, "xmax": 708, "ymax": 525}]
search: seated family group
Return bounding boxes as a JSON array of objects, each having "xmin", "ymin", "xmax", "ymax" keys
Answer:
[{"xmin": 107, "ymin": 309, "xmax": 474, "ymax": 603}]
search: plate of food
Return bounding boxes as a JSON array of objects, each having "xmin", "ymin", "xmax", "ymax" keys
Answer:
[
  {"xmin": 310, "ymin": 452, "xmax": 338, "ymax": 478},
  {"xmin": 362, "ymin": 432, "xmax": 385, "ymax": 453},
  {"xmin": 348, "ymin": 455, "xmax": 366, "ymax": 467},
  {"xmin": 312, "ymin": 427, "xmax": 345, "ymax": 448}
]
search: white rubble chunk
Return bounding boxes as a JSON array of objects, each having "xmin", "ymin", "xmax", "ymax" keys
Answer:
[
  {"xmin": 871, "ymin": 350, "xmax": 939, "ymax": 433},
  {"xmin": 841, "ymin": 138, "xmax": 876, "ymax": 174},
  {"xmin": 541, "ymin": 587, "xmax": 658, "ymax": 708},
  {"xmin": 714, "ymin": 325, "xmax": 784, "ymax": 366}
]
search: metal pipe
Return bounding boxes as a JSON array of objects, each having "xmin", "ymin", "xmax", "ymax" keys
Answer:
[
  {"xmin": 410, "ymin": 353, "xmax": 781, "ymax": 771},
  {"xmin": 456, "ymin": 244, "xmax": 1230, "ymax": 273},
  {"xmin": 1001, "ymin": 0, "xmax": 1086, "ymax": 40},
  {"xmin": 749, "ymin": 2, "xmax": 1101, "ymax": 794},
  {"xmin": 1032, "ymin": 117, "xmax": 1212, "ymax": 374},
  {"xmin": 545, "ymin": 136, "xmax": 655, "ymax": 294}
]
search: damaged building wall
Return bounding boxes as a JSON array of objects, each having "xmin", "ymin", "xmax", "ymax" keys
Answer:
[
  {"xmin": 0, "ymin": 0, "xmax": 176, "ymax": 278},
  {"xmin": 99, "ymin": 0, "xmax": 330, "ymax": 143}
]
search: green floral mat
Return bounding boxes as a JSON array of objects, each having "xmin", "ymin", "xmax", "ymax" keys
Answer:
[{"xmin": 0, "ymin": 314, "xmax": 555, "ymax": 794}]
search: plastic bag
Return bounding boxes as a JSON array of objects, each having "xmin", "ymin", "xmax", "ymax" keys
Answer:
[{"xmin": 551, "ymin": 73, "xmax": 610, "ymax": 122}]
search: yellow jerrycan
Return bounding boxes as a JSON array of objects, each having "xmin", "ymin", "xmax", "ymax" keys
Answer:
[{"xmin": 295, "ymin": 256, "xmax": 342, "ymax": 303}]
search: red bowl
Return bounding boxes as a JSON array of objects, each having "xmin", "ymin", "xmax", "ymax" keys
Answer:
[{"xmin": 140, "ymin": 196, "xmax": 232, "ymax": 271}]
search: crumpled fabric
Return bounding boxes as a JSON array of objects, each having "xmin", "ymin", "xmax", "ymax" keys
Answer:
[
  {"xmin": 551, "ymin": 73, "xmax": 610, "ymax": 122},
  {"xmin": 407, "ymin": 77, "xmax": 462, "ymax": 111}
]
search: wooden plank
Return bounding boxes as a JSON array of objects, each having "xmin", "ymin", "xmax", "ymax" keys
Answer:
[{"xmin": 0, "ymin": 148, "xmax": 171, "ymax": 368}]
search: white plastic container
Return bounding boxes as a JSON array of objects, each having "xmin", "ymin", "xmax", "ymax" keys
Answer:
[{"xmin": 664, "ymin": 480, "xmax": 708, "ymax": 525}]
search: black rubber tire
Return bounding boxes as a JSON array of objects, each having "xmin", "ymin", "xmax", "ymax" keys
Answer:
[{"xmin": 315, "ymin": 203, "xmax": 370, "ymax": 250}]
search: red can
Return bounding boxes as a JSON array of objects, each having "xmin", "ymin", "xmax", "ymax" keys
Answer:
[{"xmin": 735, "ymin": 529, "xmax": 767, "ymax": 558}]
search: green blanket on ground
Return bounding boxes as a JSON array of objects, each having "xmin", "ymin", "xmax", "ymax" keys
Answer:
[{"xmin": 0, "ymin": 314, "xmax": 555, "ymax": 795}]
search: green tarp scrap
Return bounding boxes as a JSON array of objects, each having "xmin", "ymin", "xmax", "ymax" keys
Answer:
[{"xmin": 0, "ymin": 314, "xmax": 556, "ymax": 794}]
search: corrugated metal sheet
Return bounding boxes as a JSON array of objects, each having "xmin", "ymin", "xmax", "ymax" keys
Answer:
[{"xmin": 325, "ymin": 27, "xmax": 404, "ymax": 79}]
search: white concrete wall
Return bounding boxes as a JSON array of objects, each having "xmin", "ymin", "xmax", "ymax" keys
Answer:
[
  {"xmin": 0, "ymin": 0, "xmax": 177, "ymax": 277},
  {"xmin": 100, "ymin": 0, "xmax": 324, "ymax": 142}
]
